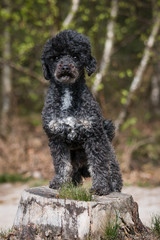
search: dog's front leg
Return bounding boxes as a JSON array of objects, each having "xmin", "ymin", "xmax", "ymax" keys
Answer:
[
  {"xmin": 49, "ymin": 139, "xmax": 72, "ymax": 189},
  {"xmin": 83, "ymin": 134, "xmax": 113, "ymax": 195}
]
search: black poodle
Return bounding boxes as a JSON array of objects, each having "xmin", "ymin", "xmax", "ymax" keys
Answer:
[{"xmin": 41, "ymin": 29, "xmax": 122, "ymax": 195}]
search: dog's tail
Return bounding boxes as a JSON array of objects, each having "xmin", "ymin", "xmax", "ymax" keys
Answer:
[{"xmin": 103, "ymin": 119, "xmax": 115, "ymax": 142}]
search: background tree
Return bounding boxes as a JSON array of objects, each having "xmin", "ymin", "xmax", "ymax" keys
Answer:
[{"xmin": 1, "ymin": 0, "xmax": 12, "ymax": 135}]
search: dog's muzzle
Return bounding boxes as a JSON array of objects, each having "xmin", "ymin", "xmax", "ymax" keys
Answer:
[{"xmin": 54, "ymin": 59, "xmax": 79, "ymax": 84}]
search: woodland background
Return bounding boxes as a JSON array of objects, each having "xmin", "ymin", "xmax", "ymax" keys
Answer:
[{"xmin": 0, "ymin": 0, "xmax": 160, "ymax": 186}]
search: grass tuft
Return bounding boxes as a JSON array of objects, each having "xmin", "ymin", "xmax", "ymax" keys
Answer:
[
  {"xmin": 59, "ymin": 182, "xmax": 93, "ymax": 201},
  {"xmin": 29, "ymin": 179, "xmax": 48, "ymax": 187},
  {"xmin": 0, "ymin": 173, "xmax": 31, "ymax": 184},
  {"xmin": 0, "ymin": 228, "xmax": 12, "ymax": 239},
  {"xmin": 151, "ymin": 215, "xmax": 160, "ymax": 237},
  {"xmin": 104, "ymin": 215, "xmax": 119, "ymax": 240}
]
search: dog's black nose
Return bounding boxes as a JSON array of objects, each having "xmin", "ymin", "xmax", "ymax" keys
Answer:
[{"xmin": 62, "ymin": 65, "xmax": 69, "ymax": 71}]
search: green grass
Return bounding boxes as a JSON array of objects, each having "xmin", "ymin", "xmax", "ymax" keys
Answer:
[
  {"xmin": 151, "ymin": 215, "xmax": 160, "ymax": 238},
  {"xmin": 29, "ymin": 178, "xmax": 48, "ymax": 187},
  {"xmin": 0, "ymin": 228, "xmax": 12, "ymax": 239},
  {"xmin": 104, "ymin": 215, "xmax": 120, "ymax": 240},
  {"xmin": 137, "ymin": 181, "xmax": 151, "ymax": 188},
  {"xmin": 0, "ymin": 173, "xmax": 31, "ymax": 184},
  {"xmin": 59, "ymin": 182, "xmax": 93, "ymax": 201}
]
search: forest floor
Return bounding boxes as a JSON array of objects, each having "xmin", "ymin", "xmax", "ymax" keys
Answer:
[{"xmin": 0, "ymin": 182, "xmax": 160, "ymax": 231}]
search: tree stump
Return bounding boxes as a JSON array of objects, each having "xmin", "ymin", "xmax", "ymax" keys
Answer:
[{"xmin": 12, "ymin": 186, "xmax": 147, "ymax": 240}]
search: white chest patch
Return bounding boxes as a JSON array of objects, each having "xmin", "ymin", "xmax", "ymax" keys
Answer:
[{"xmin": 61, "ymin": 89, "xmax": 72, "ymax": 110}]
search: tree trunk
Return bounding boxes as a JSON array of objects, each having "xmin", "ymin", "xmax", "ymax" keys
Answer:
[
  {"xmin": 150, "ymin": 75, "xmax": 160, "ymax": 114},
  {"xmin": 62, "ymin": 0, "xmax": 80, "ymax": 28},
  {"xmin": 99, "ymin": 89, "xmax": 108, "ymax": 117},
  {"xmin": 0, "ymin": 57, "xmax": 46, "ymax": 84},
  {"xmin": 115, "ymin": 16, "xmax": 160, "ymax": 131},
  {"xmin": 150, "ymin": 42, "xmax": 160, "ymax": 114},
  {"xmin": 12, "ymin": 186, "xmax": 149, "ymax": 240},
  {"xmin": 91, "ymin": 0, "xmax": 118, "ymax": 97},
  {"xmin": 1, "ymin": 1, "xmax": 12, "ymax": 136}
]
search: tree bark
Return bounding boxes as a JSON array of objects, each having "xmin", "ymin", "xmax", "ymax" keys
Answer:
[
  {"xmin": 121, "ymin": 137, "xmax": 154, "ymax": 172},
  {"xmin": 150, "ymin": 42, "xmax": 160, "ymax": 114},
  {"xmin": 115, "ymin": 16, "xmax": 160, "ymax": 131},
  {"xmin": 12, "ymin": 186, "xmax": 147, "ymax": 240},
  {"xmin": 62, "ymin": 0, "xmax": 80, "ymax": 28},
  {"xmin": 91, "ymin": 0, "xmax": 118, "ymax": 97},
  {"xmin": 0, "ymin": 57, "xmax": 46, "ymax": 84},
  {"xmin": 150, "ymin": 75, "xmax": 160, "ymax": 114},
  {"xmin": 1, "ymin": 1, "xmax": 12, "ymax": 135}
]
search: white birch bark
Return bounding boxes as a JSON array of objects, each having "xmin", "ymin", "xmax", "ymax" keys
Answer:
[
  {"xmin": 1, "ymin": 1, "xmax": 12, "ymax": 135},
  {"xmin": 62, "ymin": 0, "xmax": 80, "ymax": 28},
  {"xmin": 115, "ymin": 16, "xmax": 160, "ymax": 131},
  {"xmin": 0, "ymin": 57, "xmax": 46, "ymax": 84},
  {"xmin": 91, "ymin": 0, "xmax": 118, "ymax": 97},
  {"xmin": 1, "ymin": 31, "xmax": 11, "ymax": 116},
  {"xmin": 150, "ymin": 42, "xmax": 160, "ymax": 114},
  {"xmin": 150, "ymin": 75, "xmax": 160, "ymax": 113}
]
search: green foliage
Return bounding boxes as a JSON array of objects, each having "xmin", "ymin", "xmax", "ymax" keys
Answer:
[
  {"xmin": 133, "ymin": 142, "xmax": 160, "ymax": 166},
  {"xmin": 137, "ymin": 181, "xmax": 151, "ymax": 188},
  {"xmin": 120, "ymin": 89, "xmax": 128, "ymax": 104},
  {"xmin": 104, "ymin": 215, "xmax": 120, "ymax": 240},
  {"xmin": 0, "ymin": 228, "xmax": 12, "ymax": 239},
  {"xmin": 0, "ymin": 0, "xmax": 159, "ymax": 128},
  {"xmin": 0, "ymin": 173, "xmax": 31, "ymax": 184},
  {"xmin": 29, "ymin": 179, "xmax": 48, "ymax": 187},
  {"xmin": 144, "ymin": 112, "xmax": 152, "ymax": 121},
  {"xmin": 130, "ymin": 127, "xmax": 140, "ymax": 137},
  {"xmin": 121, "ymin": 117, "xmax": 137, "ymax": 131},
  {"xmin": 151, "ymin": 215, "xmax": 160, "ymax": 238},
  {"xmin": 59, "ymin": 182, "xmax": 93, "ymax": 201}
]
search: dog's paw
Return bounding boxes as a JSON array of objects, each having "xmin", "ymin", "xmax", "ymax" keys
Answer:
[
  {"xmin": 49, "ymin": 119, "xmax": 66, "ymax": 135},
  {"xmin": 65, "ymin": 117, "xmax": 76, "ymax": 128},
  {"xmin": 49, "ymin": 177, "xmax": 62, "ymax": 189},
  {"xmin": 67, "ymin": 129, "xmax": 77, "ymax": 141},
  {"xmin": 76, "ymin": 119, "xmax": 92, "ymax": 129},
  {"xmin": 81, "ymin": 119, "xmax": 92, "ymax": 128},
  {"xmin": 90, "ymin": 187, "xmax": 112, "ymax": 196},
  {"xmin": 48, "ymin": 119, "xmax": 59, "ymax": 132}
]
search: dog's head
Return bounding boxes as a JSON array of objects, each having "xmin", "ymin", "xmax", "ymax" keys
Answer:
[{"xmin": 41, "ymin": 30, "xmax": 96, "ymax": 83}]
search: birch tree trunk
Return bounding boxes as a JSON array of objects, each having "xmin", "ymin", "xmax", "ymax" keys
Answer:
[
  {"xmin": 62, "ymin": 0, "xmax": 80, "ymax": 28},
  {"xmin": 115, "ymin": 16, "xmax": 160, "ymax": 131},
  {"xmin": 0, "ymin": 57, "xmax": 45, "ymax": 84},
  {"xmin": 1, "ymin": 1, "xmax": 12, "ymax": 136},
  {"xmin": 91, "ymin": 0, "xmax": 118, "ymax": 97},
  {"xmin": 150, "ymin": 75, "xmax": 160, "ymax": 114},
  {"xmin": 50, "ymin": 0, "xmax": 80, "ymax": 38},
  {"xmin": 150, "ymin": 43, "xmax": 160, "ymax": 114}
]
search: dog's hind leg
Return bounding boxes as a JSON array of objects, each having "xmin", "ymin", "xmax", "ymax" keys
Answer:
[
  {"xmin": 103, "ymin": 119, "xmax": 115, "ymax": 142},
  {"xmin": 110, "ymin": 157, "xmax": 123, "ymax": 192},
  {"xmin": 49, "ymin": 138, "xmax": 73, "ymax": 189}
]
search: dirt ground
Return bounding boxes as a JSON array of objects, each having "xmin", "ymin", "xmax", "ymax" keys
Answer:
[{"xmin": 0, "ymin": 183, "xmax": 160, "ymax": 231}]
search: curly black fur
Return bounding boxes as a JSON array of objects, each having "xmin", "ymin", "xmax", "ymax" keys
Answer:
[{"xmin": 41, "ymin": 29, "xmax": 123, "ymax": 195}]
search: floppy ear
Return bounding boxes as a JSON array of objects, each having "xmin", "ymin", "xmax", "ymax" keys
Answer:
[
  {"xmin": 86, "ymin": 56, "xmax": 97, "ymax": 76},
  {"xmin": 41, "ymin": 39, "xmax": 53, "ymax": 80},
  {"xmin": 41, "ymin": 56, "xmax": 51, "ymax": 80}
]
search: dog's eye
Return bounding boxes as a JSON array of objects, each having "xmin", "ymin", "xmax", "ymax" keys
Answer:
[
  {"xmin": 55, "ymin": 56, "xmax": 60, "ymax": 61},
  {"xmin": 73, "ymin": 56, "xmax": 78, "ymax": 60}
]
